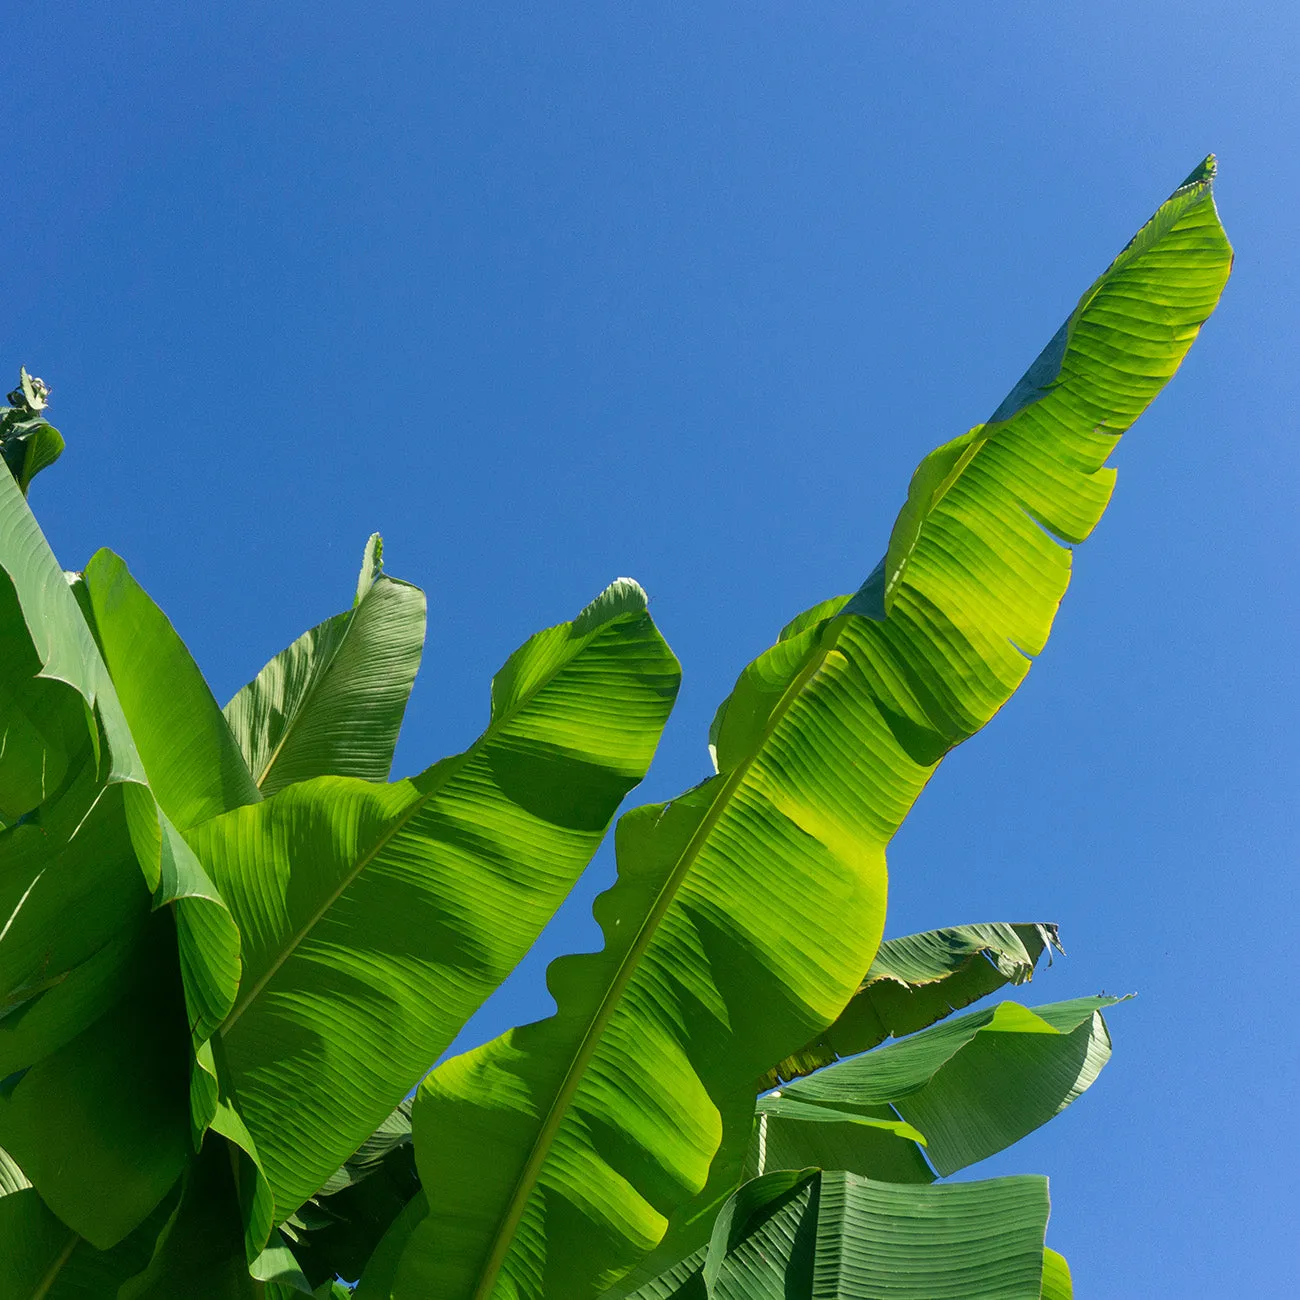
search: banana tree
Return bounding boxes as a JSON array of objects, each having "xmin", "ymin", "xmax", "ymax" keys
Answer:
[{"xmin": 0, "ymin": 157, "xmax": 1231, "ymax": 1298}]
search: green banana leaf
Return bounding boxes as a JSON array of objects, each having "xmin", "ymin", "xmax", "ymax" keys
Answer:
[
  {"xmin": 75, "ymin": 552, "xmax": 260, "ymax": 1159},
  {"xmin": 224, "ymin": 534, "xmax": 427, "ymax": 795},
  {"xmin": 753, "ymin": 996, "xmax": 1119, "ymax": 1181},
  {"xmin": 762, "ymin": 922, "xmax": 1061, "ymax": 1087},
  {"xmin": 0, "ymin": 494, "xmax": 247, "ymax": 1070},
  {"xmin": 626, "ymin": 1168, "xmax": 1055, "ymax": 1299},
  {"xmin": 1040, "ymin": 1248, "xmax": 1073, "ymax": 1300},
  {"xmin": 392, "ymin": 161, "xmax": 1231, "ymax": 1300},
  {"xmin": 115, "ymin": 1140, "xmax": 263, "ymax": 1300},
  {"xmin": 0, "ymin": 1144, "xmax": 185, "ymax": 1300},
  {"xmin": 0, "ymin": 488, "xmax": 241, "ymax": 1242},
  {"xmin": 0, "ymin": 906, "xmax": 193, "ymax": 1250},
  {"xmin": 288, "ymin": 1100, "xmax": 418, "ymax": 1288},
  {"xmin": 749, "ymin": 1097, "xmax": 934, "ymax": 1186},
  {"xmin": 184, "ymin": 578, "xmax": 680, "ymax": 1221}
]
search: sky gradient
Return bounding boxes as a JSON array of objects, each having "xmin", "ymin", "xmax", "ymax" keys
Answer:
[{"xmin": 9, "ymin": 5, "xmax": 1297, "ymax": 1294}]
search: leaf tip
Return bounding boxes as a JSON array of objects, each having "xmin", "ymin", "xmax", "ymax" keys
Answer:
[
  {"xmin": 573, "ymin": 576, "xmax": 648, "ymax": 633},
  {"xmin": 355, "ymin": 532, "xmax": 384, "ymax": 606},
  {"xmin": 1177, "ymin": 154, "xmax": 1217, "ymax": 193}
]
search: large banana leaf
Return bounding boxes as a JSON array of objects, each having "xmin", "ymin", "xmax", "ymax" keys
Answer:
[
  {"xmin": 392, "ymin": 161, "xmax": 1231, "ymax": 1299},
  {"xmin": 75, "ymin": 551, "xmax": 263, "ymax": 1153},
  {"xmin": 752, "ymin": 996, "xmax": 1119, "ymax": 1181},
  {"xmin": 184, "ymin": 578, "xmax": 680, "ymax": 1220},
  {"xmin": 626, "ymin": 1168, "xmax": 1055, "ymax": 1299},
  {"xmin": 0, "ymin": 489, "xmax": 247, "ymax": 1064},
  {"xmin": 224, "ymin": 534, "xmax": 427, "ymax": 795},
  {"xmin": 762, "ymin": 922, "xmax": 1061, "ymax": 1087}
]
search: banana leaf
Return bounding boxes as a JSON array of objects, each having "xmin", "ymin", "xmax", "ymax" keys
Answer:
[
  {"xmin": 224, "ymin": 534, "xmax": 427, "ymax": 795},
  {"xmin": 1040, "ymin": 1248, "xmax": 1073, "ymax": 1300},
  {"xmin": 0, "ymin": 1144, "xmax": 185, "ymax": 1300},
  {"xmin": 288, "ymin": 1100, "xmax": 418, "ymax": 1288},
  {"xmin": 752, "ymin": 996, "xmax": 1119, "ymax": 1181},
  {"xmin": 625, "ymin": 1168, "xmax": 1055, "ymax": 1299},
  {"xmin": 391, "ymin": 161, "xmax": 1231, "ymax": 1299},
  {"xmin": 115, "ymin": 1140, "xmax": 263, "ymax": 1300},
  {"xmin": 0, "ymin": 486, "xmax": 241, "ymax": 1242},
  {"xmin": 185, "ymin": 578, "xmax": 680, "ymax": 1220},
  {"xmin": 761, "ymin": 922, "xmax": 1061, "ymax": 1088}
]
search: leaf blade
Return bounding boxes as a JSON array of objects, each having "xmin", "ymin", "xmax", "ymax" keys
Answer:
[{"xmin": 399, "ymin": 161, "xmax": 1229, "ymax": 1300}]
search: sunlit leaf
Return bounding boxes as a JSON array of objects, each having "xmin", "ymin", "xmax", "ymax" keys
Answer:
[
  {"xmin": 396, "ymin": 161, "xmax": 1230, "ymax": 1300},
  {"xmin": 187, "ymin": 579, "xmax": 680, "ymax": 1218}
]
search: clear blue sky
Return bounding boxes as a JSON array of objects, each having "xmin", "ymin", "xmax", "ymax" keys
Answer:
[{"xmin": 10, "ymin": 4, "xmax": 1297, "ymax": 1294}]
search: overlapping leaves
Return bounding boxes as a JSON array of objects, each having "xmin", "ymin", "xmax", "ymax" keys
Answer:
[
  {"xmin": 626, "ymin": 1168, "xmax": 1060, "ymax": 1300},
  {"xmin": 188, "ymin": 574, "xmax": 680, "ymax": 1220},
  {"xmin": 752, "ymin": 995, "xmax": 1120, "ymax": 1182},
  {"xmin": 0, "ymin": 157, "xmax": 1232, "ymax": 1299},
  {"xmin": 762, "ymin": 922, "xmax": 1062, "ymax": 1088},
  {"xmin": 390, "ymin": 159, "xmax": 1231, "ymax": 1300}
]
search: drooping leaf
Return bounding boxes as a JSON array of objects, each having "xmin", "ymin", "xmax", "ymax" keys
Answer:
[
  {"xmin": 0, "ymin": 571, "xmax": 93, "ymax": 821},
  {"xmin": 747, "ymin": 1098, "xmax": 935, "ymax": 1186},
  {"xmin": 761, "ymin": 997, "xmax": 1120, "ymax": 1179},
  {"xmin": 185, "ymin": 578, "xmax": 680, "ymax": 1219},
  {"xmin": 0, "ymin": 466, "xmax": 109, "ymax": 816},
  {"xmin": 74, "ymin": 553, "xmax": 257, "ymax": 1130},
  {"xmin": 761, "ymin": 922, "xmax": 1062, "ymax": 1087},
  {"xmin": 396, "ymin": 162, "xmax": 1230, "ymax": 1300},
  {"xmin": 224, "ymin": 534, "xmax": 426, "ymax": 795},
  {"xmin": 0, "ymin": 478, "xmax": 245, "ymax": 1064},
  {"xmin": 0, "ymin": 776, "xmax": 152, "ymax": 1073},
  {"xmin": 626, "ymin": 1170, "xmax": 1055, "ymax": 1299}
]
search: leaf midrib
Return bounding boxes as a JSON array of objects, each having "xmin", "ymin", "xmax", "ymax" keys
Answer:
[
  {"xmin": 468, "ymin": 611, "xmax": 855, "ymax": 1299},
  {"xmin": 251, "ymin": 597, "xmax": 365, "ymax": 790}
]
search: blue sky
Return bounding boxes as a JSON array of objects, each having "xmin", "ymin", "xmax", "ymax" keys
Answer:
[{"xmin": 10, "ymin": 4, "xmax": 1297, "ymax": 1294}]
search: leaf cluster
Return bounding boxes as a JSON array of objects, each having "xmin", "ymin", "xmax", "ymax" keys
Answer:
[{"xmin": 0, "ymin": 159, "xmax": 1231, "ymax": 1298}]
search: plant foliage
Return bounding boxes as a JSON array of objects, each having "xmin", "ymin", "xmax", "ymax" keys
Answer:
[{"xmin": 0, "ymin": 158, "xmax": 1231, "ymax": 1298}]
